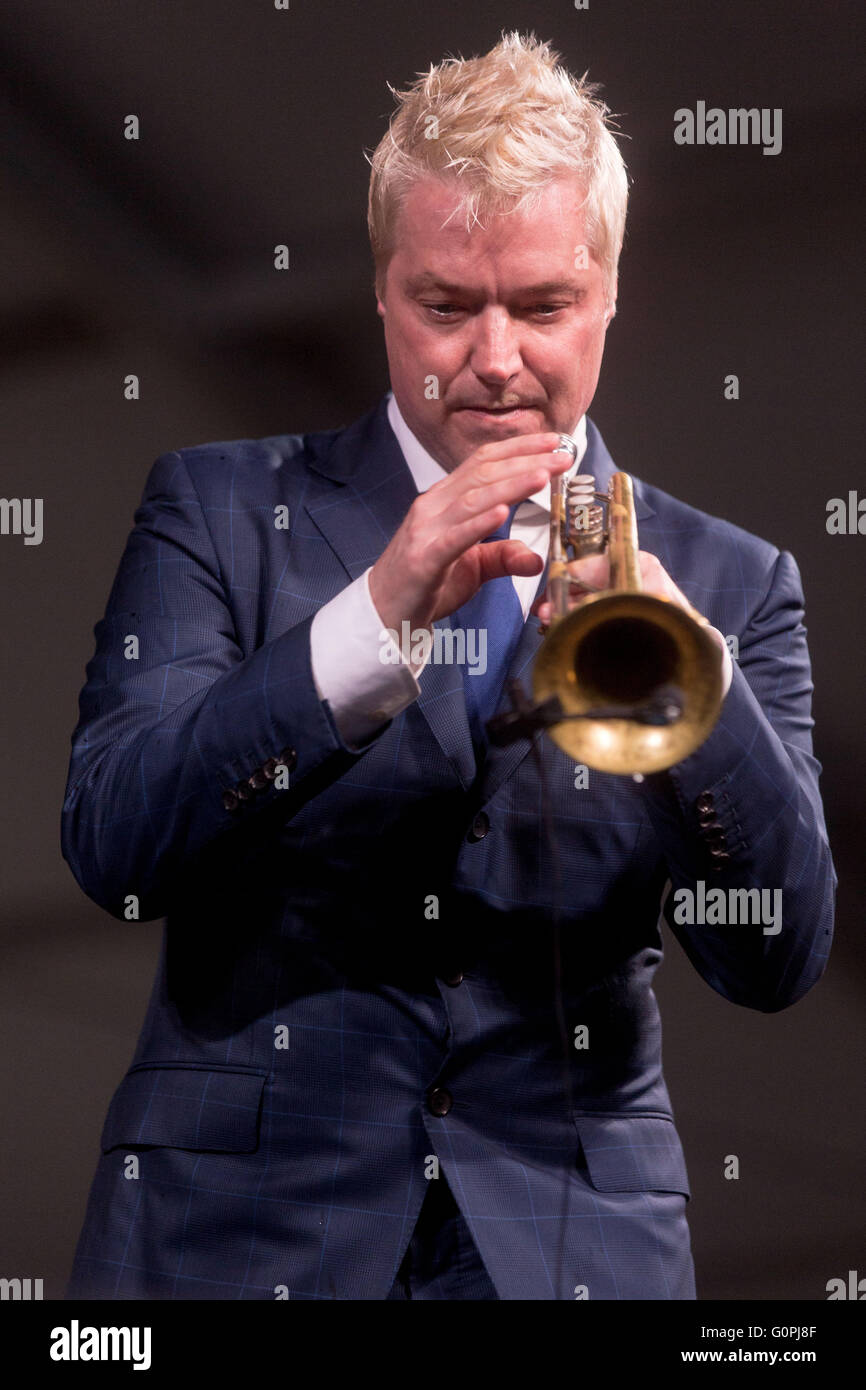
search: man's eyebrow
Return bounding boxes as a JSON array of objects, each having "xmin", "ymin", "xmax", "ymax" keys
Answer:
[
  {"xmin": 512, "ymin": 279, "xmax": 582, "ymax": 296},
  {"xmin": 404, "ymin": 273, "xmax": 581, "ymax": 297}
]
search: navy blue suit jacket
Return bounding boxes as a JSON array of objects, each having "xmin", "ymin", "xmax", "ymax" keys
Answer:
[{"xmin": 63, "ymin": 394, "xmax": 835, "ymax": 1300}]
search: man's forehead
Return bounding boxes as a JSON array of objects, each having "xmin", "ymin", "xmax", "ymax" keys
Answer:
[{"xmin": 391, "ymin": 175, "xmax": 595, "ymax": 274}]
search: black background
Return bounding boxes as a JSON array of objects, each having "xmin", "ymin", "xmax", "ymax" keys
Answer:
[{"xmin": 1, "ymin": 0, "xmax": 863, "ymax": 1300}]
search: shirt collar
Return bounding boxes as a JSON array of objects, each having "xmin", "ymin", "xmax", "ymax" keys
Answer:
[{"xmin": 386, "ymin": 391, "xmax": 587, "ymax": 512}]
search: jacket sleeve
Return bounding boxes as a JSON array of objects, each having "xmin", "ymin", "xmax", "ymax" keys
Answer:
[
  {"xmin": 637, "ymin": 547, "xmax": 836, "ymax": 1012},
  {"xmin": 61, "ymin": 450, "xmax": 386, "ymax": 921}
]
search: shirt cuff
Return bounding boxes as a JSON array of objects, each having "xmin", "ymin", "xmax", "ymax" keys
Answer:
[
  {"xmin": 310, "ymin": 568, "xmax": 432, "ymax": 747},
  {"xmin": 707, "ymin": 624, "xmax": 734, "ymax": 698}
]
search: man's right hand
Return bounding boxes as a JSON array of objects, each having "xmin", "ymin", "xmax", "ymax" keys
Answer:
[{"xmin": 369, "ymin": 432, "xmax": 572, "ymax": 634}]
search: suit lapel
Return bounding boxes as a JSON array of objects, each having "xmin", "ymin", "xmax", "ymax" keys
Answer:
[
  {"xmin": 303, "ymin": 398, "xmax": 419, "ymax": 577},
  {"xmin": 304, "ymin": 396, "xmax": 476, "ymax": 787}
]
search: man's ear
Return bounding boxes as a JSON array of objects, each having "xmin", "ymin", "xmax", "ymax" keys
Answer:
[
  {"xmin": 375, "ymin": 268, "xmax": 387, "ymax": 320},
  {"xmin": 604, "ymin": 273, "xmax": 618, "ymax": 326}
]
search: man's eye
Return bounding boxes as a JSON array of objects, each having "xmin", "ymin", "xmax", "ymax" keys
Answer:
[{"xmin": 422, "ymin": 301, "xmax": 567, "ymax": 319}]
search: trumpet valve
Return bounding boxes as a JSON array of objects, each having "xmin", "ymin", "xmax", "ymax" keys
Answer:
[{"xmin": 565, "ymin": 475, "xmax": 605, "ymax": 557}]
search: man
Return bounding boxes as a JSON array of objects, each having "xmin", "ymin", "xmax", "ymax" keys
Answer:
[{"xmin": 63, "ymin": 33, "xmax": 834, "ymax": 1300}]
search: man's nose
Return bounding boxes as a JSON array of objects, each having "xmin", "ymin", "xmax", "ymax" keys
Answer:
[{"xmin": 469, "ymin": 308, "xmax": 522, "ymax": 383}]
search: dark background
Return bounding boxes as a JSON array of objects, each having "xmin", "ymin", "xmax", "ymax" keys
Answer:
[{"xmin": 1, "ymin": 0, "xmax": 863, "ymax": 1300}]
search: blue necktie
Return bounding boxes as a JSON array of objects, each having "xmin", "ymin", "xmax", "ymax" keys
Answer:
[{"xmin": 453, "ymin": 504, "xmax": 525, "ymax": 753}]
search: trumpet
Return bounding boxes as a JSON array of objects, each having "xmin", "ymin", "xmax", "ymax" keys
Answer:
[{"xmin": 489, "ymin": 434, "xmax": 723, "ymax": 774}]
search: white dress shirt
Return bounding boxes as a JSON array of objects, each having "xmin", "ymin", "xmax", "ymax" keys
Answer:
[{"xmin": 310, "ymin": 391, "xmax": 730, "ymax": 748}]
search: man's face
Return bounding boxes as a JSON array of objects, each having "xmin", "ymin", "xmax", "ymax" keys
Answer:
[{"xmin": 376, "ymin": 173, "xmax": 616, "ymax": 472}]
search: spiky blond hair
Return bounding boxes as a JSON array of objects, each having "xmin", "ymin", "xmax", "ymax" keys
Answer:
[{"xmin": 366, "ymin": 31, "xmax": 628, "ymax": 305}]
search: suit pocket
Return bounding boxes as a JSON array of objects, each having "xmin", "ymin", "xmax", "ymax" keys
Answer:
[
  {"xmin": 100, "ymin": 1063, "xmax": 267, "ymax": 1154},
  {"xmin": 573, "ymin": 1112, "xmax": 691, "ymax": 1198}
]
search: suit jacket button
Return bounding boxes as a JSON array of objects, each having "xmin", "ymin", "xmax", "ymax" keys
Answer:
[
  {"xmin": 235, "ymin": 781, "xmax": 253, "ymax": 802},
  {"xmin": 279, "ymin": 747, "xmax": 298, "ymax": 772},
  {"xmin": 696, "ymin": 793, "xmax": 714, "ymax": 813},
  {"xmin": 248, "ymin": 768, "xmax": 268, "ymax": 791},
  {"xmin": 709, "ymin": 846, "xmax": 730, "ymax": 861},
  {"xmin": 427, "ymin": 1086, "xmax": 453, "ymax": 1117},
  {"xmin": 441, "ymin": 971, "xmax": 464, "ymax": 987},
  {"xmin": 467, "ymin": 812, "xmax": 489, "ymax": 842},
  {"xmin": 263, "ymin": 757, "xmax": 280, "ymax": 780},
  {"xmin": 222, "ymin": 788, "xmax": 240, "ymax": 812}
]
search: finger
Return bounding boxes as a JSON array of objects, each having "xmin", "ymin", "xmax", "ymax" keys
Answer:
[
  {"xmin": 428, "ymin": 431, "xmax": 566, "ymax": 502},
  {"xmin": 422, "ymin": 502, "xmax": 529, "ymax": 573},
  {"xmin": 470, "ymin": 431, "xmax": 564, "ymax": 465},
  {"xmin": 566, "ymin": 555, "xmax": 609, "ymax": 591},
  {"xmin": 420, "ymin": 435, "xmax": 572, "ymax": 575},
  {"xmin": 463, "ymin": 459, "xmax": 571, "ymax": 517},
  {"xmin": 430, "ymin": 448, "xmax": 571, "ymax": 526},
  {"xmin": 428, "ymin": 455, "xmax": 575, "ymax": 542},
  {"xmin": 425, "ymin": 471, "xmax": 559, "ymax": 569},
  {"xmin": 472, "ymin": 447, "xmax": 574, "ymax": 488},
  {"xmin": 477, "ymin": 539, "xmax": 544, "ymax": 581},
  {"xmin": 533, "ymin": 582, "xmax": 592, "ymax": 627}
]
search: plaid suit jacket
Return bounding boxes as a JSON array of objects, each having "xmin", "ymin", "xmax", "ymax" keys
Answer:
[{"xmin": 62, "ymin": 394, "xmax": 835, "ymax": 1300}]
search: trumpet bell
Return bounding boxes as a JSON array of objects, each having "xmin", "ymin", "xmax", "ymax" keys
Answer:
[{"xmin": 532, "ymin": 591, "xmax": 724, "ymax": 774}]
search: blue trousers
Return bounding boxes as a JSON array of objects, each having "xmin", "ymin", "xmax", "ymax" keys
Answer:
[{"xmin": 386, "ymin": 1173, "xmax": 499, "ymax": 1299}]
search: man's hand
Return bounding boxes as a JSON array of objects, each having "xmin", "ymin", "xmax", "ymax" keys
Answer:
[
  {"xmin": 370, "ymin": 432, "xmax": 572, "ymax": 633},
  {"xmin": 532, "ymin": 550, "xmax": 708, "ymax": 628}
]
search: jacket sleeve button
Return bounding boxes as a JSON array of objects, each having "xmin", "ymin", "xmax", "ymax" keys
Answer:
[
  {"xmin": 467, "ymin": 811, "xmax": 490, "ymax": 842},
  {"xmin": 222, "ymin": 788, "xmax": 240, "ymax": 812},
  {"xmin": 427, "ymin": 1087, "xmax": 453, "ymax": 1117}
]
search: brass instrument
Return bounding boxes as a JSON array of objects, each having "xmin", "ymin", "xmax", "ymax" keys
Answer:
[{"xmin": 496, "ymin": 434, "xmax": 723, "ymax": 774}]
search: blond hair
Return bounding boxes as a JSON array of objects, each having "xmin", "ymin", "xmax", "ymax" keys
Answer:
[{"xmin": 366, "ymin": 31, "xmax": 629, "ymax": 305}]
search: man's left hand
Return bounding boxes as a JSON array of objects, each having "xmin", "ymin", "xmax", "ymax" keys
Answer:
[{"xmin": 532, "ymin": 550, "xmax": 707, "ymax": 628}]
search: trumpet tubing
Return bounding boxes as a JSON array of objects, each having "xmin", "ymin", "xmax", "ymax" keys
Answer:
[{"xmin": 533, "ymin": 447, "xmax": 723, "ymax": 774}]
